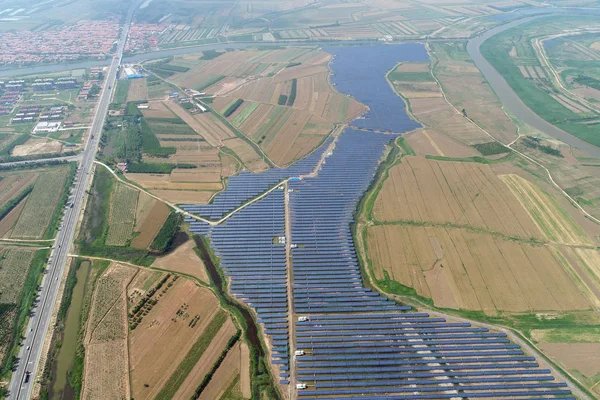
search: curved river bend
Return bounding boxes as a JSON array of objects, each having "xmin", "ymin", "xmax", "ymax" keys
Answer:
[{"xmin": 466, "ymin": 10, "xmax": 600, "ymax": 158}]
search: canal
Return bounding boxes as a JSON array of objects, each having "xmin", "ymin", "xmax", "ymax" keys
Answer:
[{"xmin": 48, "ymin": 260, "xmax": 91, "ymax": 400}]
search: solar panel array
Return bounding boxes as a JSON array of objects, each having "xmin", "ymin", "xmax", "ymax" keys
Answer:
[
  {"xmin": 183, "ymin": 137, "xmax": 332, "ymax": 220},
  {"xmin": 188, "ymin": 190, "xmax": 291, "ymax": 370},
  {"xmin": 289, "ymin": 129, "xmax": 404, "ymax": 314},
  {"xmin": 287, "ymin": 129, "xmax": 571, "ymax": 398},
  {"xmin": 187, "ymin": 128, "xmax": 571, "ymax": 398}
]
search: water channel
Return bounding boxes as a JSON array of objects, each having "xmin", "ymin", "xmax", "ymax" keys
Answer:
[{"xmin": 48, "ymin": 260, "xmax": 91, "ymax": 400}]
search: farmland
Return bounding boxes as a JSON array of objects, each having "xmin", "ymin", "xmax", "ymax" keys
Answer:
[
  {"xmin": 351, "ymin": 37, "xmax": 600, "ymax": 396},
  {"xmin": 0, "ymin": 165, "xmax": 73, "ymax": 240},
  {"xmin": 152, "ymin": 47, "xmax": 365, "ymax": 166},
  {"xmin": 0, "ymin": 249, "xmax": 47, "ymax": 384},
  {"xmin": 71, "ymin": 254, "xmax": 245, "ymax": 400},
  {"xmin": 105, "ymin": 183, "xmax": 139, "ymax": 246},
  {"xmin": 82, "ymin": 263, "xmax": 135, "ymax": 400}
]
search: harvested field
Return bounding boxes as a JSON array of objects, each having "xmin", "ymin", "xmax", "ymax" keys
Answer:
[
  {"xmin": 373, "ymin": 157, "xmax": 542, "ymax": 239},
  {"xmin": 150, "ymin": 190, "xmax": 215, "ymax": 204},
  {"xmin": 198, "ymin": 342, "xmax": 241, "ymax": 400},
  {"xmin": 151, "ymin": 239, "xmax": 209, "ymax": 283},
  {"xmin": 539, "ymin": 343, "xmax": 600, "ymax": 377},
  {"xmin": 430, "ymin": 42, "xmax": 518, "ymax": 144},
  {"xmin": 170, "ymin": 169, "xmax": 221, "ymax": 183},
  {"xmin": 173, "ymin": 319, "xmax": 237, "ymax": 399},
  {"xmin": 82, "ymin": 341, "xmax": 130, "ymax": 400},
  {"xmin": 11, "ymin": 167, "xmax": 69, "ymax": 239},
  {"xmin": 405, "ymin": 129, "xmax": 480, "ymax": 158},
  {"xmin": 12, "ymin": 138, "xmax": 62, "ymax": 157},
  {"xmin": 141, "ymin": 101, "xmax": 177, "ymax": 119},
  {"xmin": 127, "ymin": 78, "xmax": 149, "ymax": 102},
  {"xmin": 126, "ymin": 175, "xmax": 223, "ymax": 191},
  {"xmin": 366, "ymin": 224, "xmax": 590, "ymax": 312},
  {"xmin": 223, "ymin": 138, "xmax": 268, "ymax": 172},
  {"xmin": 133, "ymin": 192, "xmax": 156, "ymax": 231},
  {"xmin": 167, "ymin": 101, "xmax": 234, "ymax": 147},
  {"xmin": 131, "ymin": 200, "xmax": 170, "ymax": 249},
  {"xmin": 404, "ymin": 96, "xmax": 488, "ymax": 145},
  {"xmin": 162, "ymin": 48, "xmax": 365, "ymax": 165},
  {"xmin": 500, "ymin": 174, "xmax": 593, "ymax": 245},
  {"xmin": 129, "ymin": 278, "xmax": 224, "ymax": 399},
  {"xmin": 237, "ymin": 104, "xmax": 332, "ymax": 165},
  {"xmin": 106, "ymin": 183, "xmax": 139, "ymax": 246},
  {"xmin": 83, "ymin": 263, "xmax": 136, "ymax": 400}
]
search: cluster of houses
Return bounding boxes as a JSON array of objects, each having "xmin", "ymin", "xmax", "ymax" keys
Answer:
[{"xmin": 0, "ymin": 19, "xmax": 120, "ymax": 66}]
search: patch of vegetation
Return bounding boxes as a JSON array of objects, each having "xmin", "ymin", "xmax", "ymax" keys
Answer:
[
  {"xmin": 126, "ymin": 162, "xmax": 196, "ymax": 174},
  {"xmin": 150, "ymin": 212, "xmax": 183, "ymax": 252},
  {"xmin": 44, "ymin": 162, "xmax": 78, "ymax": 239},
  {"xmin": 574, "ymin": 74, "xmax": 600, "ymax": 91},
  {"xmin": 0, "ymin": 185, "xmax": 32, "ymax": 220},
  {"xmin": 140, "ymin": 119, "xmax": 176, "ymax": 157},
  {"xmin": 522, "ymin": 136, "xmax": 563, "ymax": 157},
  {"xmin": 473, "ymin": 141, "xmax": 510, "ymax": 156},
  {"xmin": 223, "ymin": 99, "xmax": 244, "ymax": 117},
  {"xmin": 426, "ymin": 152, "xmax": 514, "ymax": 164},
  {"xmin": 114, "ymin": 80, "xmax": 131, "ymax": 104},
  {"xmin": 388, "ymin": 70, "xmax": 433, "ymax": 82},
  {"xmin": 77, "ymin": 169, "xmax": 154, "ymax": 266},
  {"xmin": 287, "ymin": 78, "xmax": 297, "ymax": 106},
  {"xmin": 277, "ymin": 94, "xmax": 288, "ymax": 105},
  {"xmin": 200, "ymin": 50, "xmax": 222, "ymax": 60},
  {"xmin": 158, "ymin": 64, "xmax": 190, "ymax": 73}
]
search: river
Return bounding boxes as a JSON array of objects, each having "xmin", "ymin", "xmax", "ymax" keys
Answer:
[{"xmin": 466, "ymin": 8, "xmax": 600, "ymax": 158}]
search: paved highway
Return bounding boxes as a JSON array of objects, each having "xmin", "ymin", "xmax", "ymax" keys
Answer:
[{"xmin": 7, "ymin": 2, "xmax": 138, "ymax": 399}]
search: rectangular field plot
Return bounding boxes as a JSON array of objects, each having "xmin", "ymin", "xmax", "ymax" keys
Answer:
[
  {"xmin": 106, "ymin": 183, "xmax": 139, "ymax": 246},
  {"xmin": 11, "ymin": 166, "xmax": 69, "ymax": 239},
  {"xmin": 366, "ymin": 224, "xmax": 590, "ymax": 312},
  {"xmin": 372, "ymin": 156, "xmax": 542, "ymax": 239}
]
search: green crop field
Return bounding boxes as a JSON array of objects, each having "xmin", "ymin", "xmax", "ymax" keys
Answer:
[
  {"xmin": 11, "ymin": 167, "xmax": 69, "ymax": 239},
  {"xmin": 0, "ymin": 248, "xmax": 47, "ymax": 379},
  {"xmin": 114, "ymin": 80, "xmax": 131, "ymax": 104},
  {"xmin": 231, "ymin": 102, "xmax": 260, "ymax": 127},
  {"xmin": 105, "ymin": 183, "xmax": 139, "ymax": 246},
  {"xmin": 0, "ymin": 250, "xmax": 35, "ymax": 304}
]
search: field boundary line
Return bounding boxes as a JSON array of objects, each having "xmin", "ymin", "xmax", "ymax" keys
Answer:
[{"xmin": 426, "ymin": 42, "xmax": 600, "ymax": 225}]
